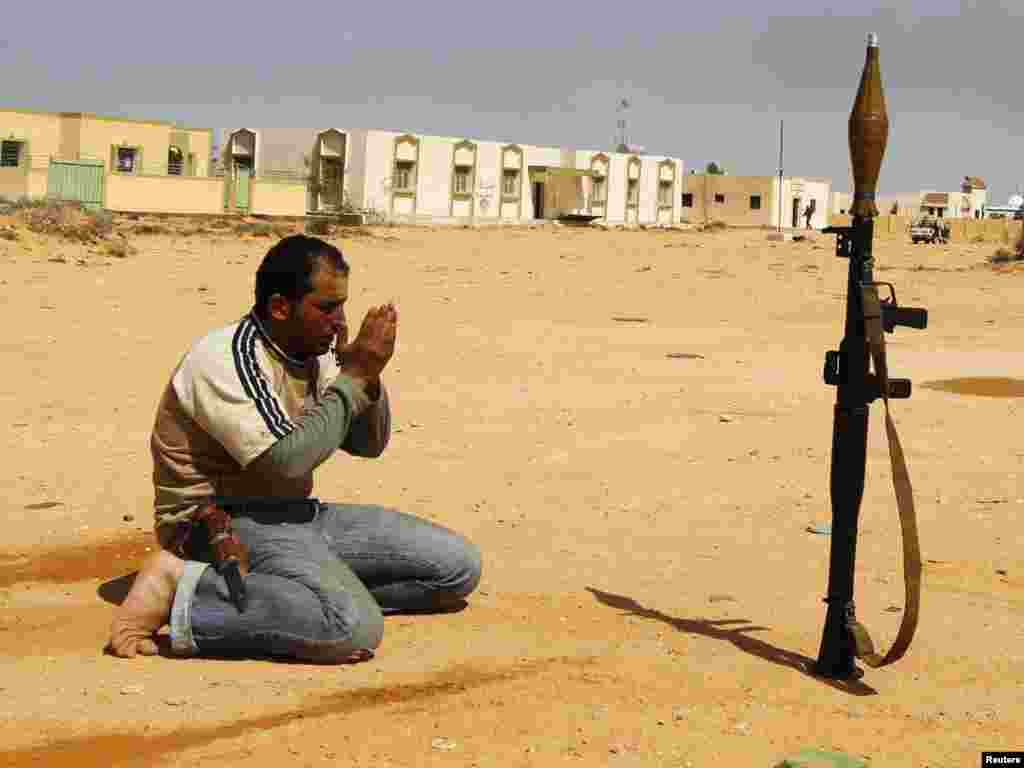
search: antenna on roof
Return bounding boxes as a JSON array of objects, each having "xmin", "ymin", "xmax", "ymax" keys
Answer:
[{"xmin": 615, "ymin": 98, "xmax": 630, "ymax": 153}]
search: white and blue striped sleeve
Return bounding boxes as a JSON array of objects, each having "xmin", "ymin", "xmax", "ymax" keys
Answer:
[{"xmin": 173, "ymin": 320, "xmax": 295, "ymax": 468}]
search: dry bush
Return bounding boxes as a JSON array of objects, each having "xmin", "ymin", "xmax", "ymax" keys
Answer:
[
  {"xmin": 19, "ymin": 200, "xmax": 114, "ymax": 243},
  {"xmin": 989, "ymin": 237, "xmax": 1024, "ymax": 264},
  {"xmin": 0, "ymin": 227, "xmax": 18, "ymax": 242},
  {"xmin": 2, "ymin": 195, "xmax": 50, "ymax": 210},
  {"xmin": 133, "ymin": 223, "xmax": 172, "ymax": 235},
  {"xmin": 336, "ymin": 226, "xmax": 375, "ymax": 238}
]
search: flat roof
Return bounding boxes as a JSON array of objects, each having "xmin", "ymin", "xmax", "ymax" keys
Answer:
[{"xmin": 0, "ymin": 105, "xmax": 211, "ymax": 133}]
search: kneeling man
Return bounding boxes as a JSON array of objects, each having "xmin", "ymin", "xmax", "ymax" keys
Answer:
[{"xmin": 110, "ymin": 235, "xmax": 481, "ymax": 662}]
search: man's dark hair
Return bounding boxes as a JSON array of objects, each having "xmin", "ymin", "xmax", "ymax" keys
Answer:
[{"xmin": 254, "ymin": 235, "xmax": 349, "ymax": 317}]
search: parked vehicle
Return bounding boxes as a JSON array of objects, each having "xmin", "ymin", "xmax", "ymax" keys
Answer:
[{"xmin": 909, "ymin": 217, "xmax": 949, "ymax": 244}]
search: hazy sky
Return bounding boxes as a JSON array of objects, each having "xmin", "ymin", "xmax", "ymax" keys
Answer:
[{"xmin": 2, "ymin": 1, "xmax": 1020, "ymax": 202}]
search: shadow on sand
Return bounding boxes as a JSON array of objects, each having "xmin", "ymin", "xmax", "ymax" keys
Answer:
[{"xmin": 587, "ymin": 587, "xmax": 877, "ymax": 696}]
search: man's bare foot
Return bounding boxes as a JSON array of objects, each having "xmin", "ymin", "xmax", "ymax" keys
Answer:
[{"xmin": 108, "ymin": 550, "xmax": 185, "ymax": 658}]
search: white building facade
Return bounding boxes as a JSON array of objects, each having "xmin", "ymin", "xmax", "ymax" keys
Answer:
[{"xmin": 219, "ymin": 127, "xmax": 684, "ymax": 225}]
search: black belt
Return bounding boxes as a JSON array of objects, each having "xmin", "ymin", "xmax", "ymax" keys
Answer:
[{"xmin": 207, "ymin": 496, "xmax": 322, "ymax": 525}]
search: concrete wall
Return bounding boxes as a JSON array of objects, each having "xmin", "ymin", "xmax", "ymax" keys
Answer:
[
  {"xmin": 683, "ymin": 175, "xmax": 776, "ymax": 227},
  {"xmin": 106, "ymin": 174, "xmax": 224, "ymax": 214},
  {"xmin": 77, "ymin": 116, "xmax": 171, "ymax": 172},
  {"xmin": 185, "ymin": 128, "xmax": 213, "ymax": 176},
  {"xmin": 417, "ymin": 135, "xmax": 454, "ymax": 219},
  {"xmin": 344, "ymin": 129, "xmax": 369, "ymax": 211},
  {"xmin": 0, "ymin": 109, "xmax": 63, "ymax": 159},
  {"xmin": 0, "ymin": 168, "xmax": 28, "ymax": 200},
  {"xmin": 1, "ymin": 161, "xmax": 79, "ymax": 202},
  {"xmin": 828, "ymin": 213, "xmax": 1024, "ymax": 243},
  {"xmin": 27, "ymin": 168, "xmax": 48, "ymax": 198},
  {"xmin": 250, "ymin": 179, "xmax": 306, "ymax": 217}
]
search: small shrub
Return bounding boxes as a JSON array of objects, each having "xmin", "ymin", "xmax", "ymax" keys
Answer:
[
  {"xmin": 236, "ymin": 222, "xmax": 275, "ymax": 237},
  {"xmin": 0, "ymin": 228, "xmax": 18, "ymax": 241},
  {"xmin": 105, "ymin": 238, "xmax": 136, "ymax": 258}
]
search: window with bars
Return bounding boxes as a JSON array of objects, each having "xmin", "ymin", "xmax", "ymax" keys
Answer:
[
  {"xmin": 502, "ymin": 169, "xmax": 520, "ymax": 198},
  {"xmin": 658, "ymin": 181, "xmax": 673, "ymax": 206},
  {"xmin": 1, "ymin": 140, "xmax": 23, "ymax": 167},
  {"xmin": 591, "ymin": 176, "xmax": 606, "ymax": 203},
  {"xmin": 681, "ymin": 193, "xmax": 694, "ymax": 208},
  {"xmin": 168, "ymin": 146, "xmax": 184, "ymax": 176},
  {"xmin": 750, "ymin": 194, "xmax": 761, "ymax": 210},
  {"xmin": 453, "ymin": 166, "xmax": 471, "ymax": 195},
  {"xmin": 393, "ymin": 160, "xmax": 415, "ymax": 191}
]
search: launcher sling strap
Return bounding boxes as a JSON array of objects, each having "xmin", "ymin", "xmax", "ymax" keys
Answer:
[{"xmin": 849, "ymin": 283, "xmax": 923, "ymax": 667}]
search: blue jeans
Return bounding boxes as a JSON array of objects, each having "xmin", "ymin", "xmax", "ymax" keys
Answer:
[{"xmin": 168, "ymin": 502, "xmax": 482, "ymax": 663}]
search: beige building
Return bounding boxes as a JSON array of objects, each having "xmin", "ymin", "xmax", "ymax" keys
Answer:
[
  {"xmin": 832, "ymin": 191, "xmax": 920, "ymax": 217},
  {"xmin": 919, "ymin": 177, "xmax": 988, "ymax": 219},
  {"xmin": 832, "ymin": 176, "xmax": 989, "ymax": 220},
  {"xmin": 0, "ymin": 106, "xmax": 222, "ymax": 213},
  {"xmin": 681, "ymin": 174, "xmax": 832, "ymax": 230}
]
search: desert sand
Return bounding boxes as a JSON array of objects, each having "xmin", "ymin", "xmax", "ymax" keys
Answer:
[{"xmin": 0, "ymin": 213, "xmax": 1021, "ymax": 767}]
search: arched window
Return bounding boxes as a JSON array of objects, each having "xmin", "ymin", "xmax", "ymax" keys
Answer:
[
  {"xmin": 391, "ymin": 134, "xmax": 420, "ymax": 217},
  {"xmin": 500, "ymin": 144, "xmax": 524, "ymax": 220},
  {"xmin": 657, "ymin": 159, "xmax": 676, "ymax": 210},
  {"xmin": 450, "ymin": 139, "xmax": 477, "ymax": 219},
  {"xmin": 625, "ymin": 156, "xmax": 642, "ymax": 220}
]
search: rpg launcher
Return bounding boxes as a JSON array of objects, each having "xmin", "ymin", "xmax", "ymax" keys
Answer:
[{"xmin": 813, "ymin": 33, "xmax": 928, "ymax": 681}]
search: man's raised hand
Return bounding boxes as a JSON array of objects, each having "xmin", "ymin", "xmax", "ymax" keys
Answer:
[{"xmin": 340, "ymin": 302, "xmax": 397, "ymax": 381}]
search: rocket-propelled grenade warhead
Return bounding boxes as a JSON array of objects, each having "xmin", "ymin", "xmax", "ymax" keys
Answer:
[{"xmin": 848, "ymin": 32, "xmax": 888, "ymax": 219}]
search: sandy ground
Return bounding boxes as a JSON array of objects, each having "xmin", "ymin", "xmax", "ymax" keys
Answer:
[{"xmin": 0, "ymin": 216, "xmax": 1021, "ymax": 767}]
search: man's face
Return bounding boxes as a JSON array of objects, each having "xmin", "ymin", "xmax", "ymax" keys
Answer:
[{"xmin": 278, "ymin": 259, "xmax": 349, "ymax": 360}]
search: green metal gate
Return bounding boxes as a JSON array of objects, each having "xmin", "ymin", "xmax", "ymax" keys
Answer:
[
  {"xmin": 235, "ymin": 167, "xmax": 251, "ymax": 213},
  {"xmin": 47, "ymin": 159, "xmax": 105, "ymax": 210}
]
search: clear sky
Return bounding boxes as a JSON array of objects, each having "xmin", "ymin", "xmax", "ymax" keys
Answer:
[{"xmin": 2, "ymin": 1, "xmax": 1019, "ymax": 202}]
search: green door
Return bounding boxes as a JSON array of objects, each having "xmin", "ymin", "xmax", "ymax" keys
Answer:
[
  {"xmin": 47, "ymin": 159, "xmax": 105, "ymax": 210},
  {"xmin": 235, "ymin": 167, "xmax": 251, "ymax": 213}
]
